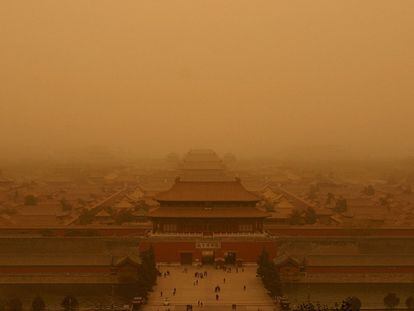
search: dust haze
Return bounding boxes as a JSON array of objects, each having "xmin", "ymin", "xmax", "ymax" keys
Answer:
[{"xmin": 1, "ymin": 0, "xmax": 414, "ymax": 160}]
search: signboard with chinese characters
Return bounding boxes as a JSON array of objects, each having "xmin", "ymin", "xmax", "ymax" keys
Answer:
[{"xmin": 195, "ymin": 240, "xmax": 221, "ymax": 249}]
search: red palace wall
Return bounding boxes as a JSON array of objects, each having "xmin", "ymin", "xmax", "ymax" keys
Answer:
[
  {"xmin": 307, "ymin": 266, "xmax": 414, "ymax": 273},
  {"xmin": 0, "ymin": 266, "xmax": 112, "ymax": 274},
  {"xmin": 265, "ymin": 227, "xmax": 414, "ymax": 237},
  {"xmin": 139, "ymin": 239, "xmax": 277, "ymax": 263},
  {"xmin": 0, "ymin": 226, "xmax": 149, "ymax": 237},
  {"xmin": 3, "ymin": 226, "xmax": 414, "ymax": 238}
]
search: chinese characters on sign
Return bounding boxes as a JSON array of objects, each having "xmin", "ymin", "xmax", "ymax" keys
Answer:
[{"xmin": 195, "ymin": 240, "xmax": 221, "ymax": 249}]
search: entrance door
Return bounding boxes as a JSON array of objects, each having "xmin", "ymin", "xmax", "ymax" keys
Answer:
[
  {"xmin": 180, "ymin": 252, "xmax": 193, "ymax": 265},
  {"xmin": 225, "ymin": 251, "xmax": 237, "ymax": 265},
  {"xmin": 201, "ymin": 250, "xmax": 215, "ymax": 265}
]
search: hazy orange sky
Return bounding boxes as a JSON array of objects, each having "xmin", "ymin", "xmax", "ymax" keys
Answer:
[{"xmin": 1, "ymin": 1, "xmax": 413, "ymax": 158}]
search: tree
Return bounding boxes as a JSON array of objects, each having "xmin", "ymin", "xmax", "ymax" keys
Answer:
[
  {"xmin": 32, "ymin": 296, "xmax": 46, "ymax": 311},
  {"xmin": 384, "ymin": 293, "xmax": 399, "ymax": 309},
  {"xmin": 262, "ymin": 263, "xmax": 282, "ymax": 297},
  {"xmin": 326, "ymin": 192, "xmax": 335, "ymax": 205},
  {"xmin": 290, "ymin": 210, "xmax": 303, "ymax": 225},
  {"xmin": 263, "ymin": 201, "xmax": 275, "ymax": 212},
  {"xmin": 334, "ymin": 198, "xmax": 347, "ymax": 213},
  {"xmin": 341, "ymin": 297, "xmax": 361, "ymax": 311},
  {"xmin": 115, "ymin": 210, "xmax": 135, "ymax": 225},
  {"xmin": 140, "ymin": 245, "xmax": 158, "ymax": 288},
  {"xmin": 379, "ymin": 197, "xmax": 390, "ymax": 209},
  {"xmin": 78, "ymin": 209, "xmax": 95, "ymax": 225},
  {"xmin": 305, "ymin": 208, "xmax": 317, "ymax": 224},
  {"xmin": 403, "ymin": 185, "xmax": 412, "ymax": 194},
  {"xmin": 61, "ymin": 296, "xmax": 79, "ymax": 311},
  {"xmin": 307, "ymin": 184, "xmax": 319, "ymax": 200},
  {"xmin": 119, "ymin": 245, "xmax": 159, "ymax": 299},
  {"xmin": 406, "ymin": 296, "xmax": 414, "ymax": 310},
  {"xmin": 7, "ymin": 298, "xmax": 23, "ymax": 311},
  {"xmin": 24, "ymin": 194, "xmax": 38, "ymax": 206},
  {"xmin": 60, "ymin": 198, "xmax": 72, "ymax": 211},
  {"xmin": 362, "ymin": 185, "xmax": 375, "ymax": 196},
  {"xmin": 257, "ymin": 248, "xmax": 269, "ymax": 277},
  {"xmin": 295, "ymin": 302, "xmax": 330, "ymax": 311},
  {"xmin": 256, "ymin": 248, "xmax": 282, "ymax": 297}
]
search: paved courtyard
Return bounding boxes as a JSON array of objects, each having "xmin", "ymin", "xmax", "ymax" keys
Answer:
[{"xmin": 143, "ymin": 265, "xmax": 277, "ymax": 311}]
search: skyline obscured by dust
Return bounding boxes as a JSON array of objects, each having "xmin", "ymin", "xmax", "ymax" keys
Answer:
[{"xmin": 1, "ymin": 1, "xmax": 414, "ymax": 160}]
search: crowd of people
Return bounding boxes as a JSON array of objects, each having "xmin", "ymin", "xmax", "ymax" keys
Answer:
[{"xmin": 155, "ymin": 265, "xmax": 250, "ymax": 309}]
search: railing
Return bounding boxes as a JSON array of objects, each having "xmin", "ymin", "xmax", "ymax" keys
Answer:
[
  {"xmin": 149, "ymin": 231, "xmax": 267, "ymax": 238},
  {"xmin": 213, "ymin": 232, "xmax": 267, "ymax": 237},
  {"xmin": 142, "ymin": 303, "xmax": 277, "ymax": 310},
  {"xmin": 150, "ymin": 232, "xmax": 203, "ymax": 237}
]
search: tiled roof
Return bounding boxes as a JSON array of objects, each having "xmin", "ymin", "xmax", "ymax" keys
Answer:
[
  {"xmin": 113, "ymin": 255, "xmax": 141, "ymax": 267},
  {"xmin": 149, "ymin": 206, "xmax": 269, "ymax": 218},
  {"xmin": 0, "ymin": 255, "xmax": 112, "ymax": 266},
  {"xmin": 9, "ymin": 215, "xmax": 61, "ymax": 227},
  {"xmin": 182, "ymin": 149, "xmax": 222, "ymax": 163},
  {"xmin": 0, "ymin": 274, "xmax": 117, "ymax": 284},
  {"xmin": 155, "ymin": 180, "xmax": 260, "ymax": 202},
  {"xmin": 274, "ymin": 255, "xmax": 301, "ymax": 266},
  {"xmin": 95, "ymin": 209, "xmax": 111, "ymax": 217},
  {"xmin": 306, "ymin": 255, "xmax": 414, "ymax": 267},
  {"xmin": 180, "ymin": 161, "xmax": 225, "ymax": 170}
]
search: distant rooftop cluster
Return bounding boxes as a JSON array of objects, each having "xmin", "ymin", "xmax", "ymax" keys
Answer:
[{"xmin": 0, "ymin": 149, "xmax": 413, "ymax": 229}]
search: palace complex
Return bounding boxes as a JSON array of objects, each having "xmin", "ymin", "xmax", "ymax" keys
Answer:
[{"xmin": 140, "ymin": 149, "xmax": 276, "ymax": 264}]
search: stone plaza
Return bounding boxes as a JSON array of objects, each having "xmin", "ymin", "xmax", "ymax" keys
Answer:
[{"xmin": 142, "ymin": 265, "xmax": 276, "ymax": 311}]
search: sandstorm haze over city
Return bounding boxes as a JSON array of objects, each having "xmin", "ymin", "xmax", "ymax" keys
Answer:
[
  {"xmin": 3, "ymin": 3, "xmax": 414, "ymax": 310},
  {"xmin": 1, "ymin": 0, "xmax": 414, "ymax": 160}
]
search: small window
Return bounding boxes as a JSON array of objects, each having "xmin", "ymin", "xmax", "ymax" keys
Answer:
[
  {"xmin": 163, "ymin": 223, "xmax": 177, "ymax": 232},
  {"xmin": 238, "ymin": 224, "xmax": 253, "ymax": 232}
]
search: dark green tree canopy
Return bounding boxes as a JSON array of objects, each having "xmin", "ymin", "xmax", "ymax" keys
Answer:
[
  {"xmin": 384, "ymin": 293, "xmax": 400, "ymax": 309},
  {"xmin": 32, "ymin": 296, "xmax": 46, "ymax": 311},
  {"xmin": 61, "ymin": 295, "xmax": 79, "ymax": 311}
]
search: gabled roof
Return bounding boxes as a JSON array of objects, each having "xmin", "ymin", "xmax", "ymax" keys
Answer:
[
  {"xmin": 127, "ymin": 186, "xmax": 145, "ymax": 201},
  {"xmin": 113, "ymin": 255, "xmax": 141, "ymax": 267},
  {"xmin": 274, "ymin": 255, "xmax": 301, "ymax": 267},
  {"xmin": 0, "ymin": 215, "xmax": 13, "ymax": 226},
  {"xmin": 95, "ymin": 209, "xmax": 111, "ymax": 217},
  {"xmin": 149, "ymin": 206, "xmax": 269, "ymax": 218},
  {"xmin": 182, "ymin": 149, "xmax": 223, "ymax": 164},
  {"xmin": 113, "ymin": 200, "xmax": 134, "ymax": 209},
  {"xmin": 155, "ymin": 179, "xmax": 260, "ymax": 202},
  {"xmin": 180, "ymin": 161, "xmax": 226, "ymax": 171},
  {"xmin": 0, "ymin": 255, "xmax": 112, "ymax": 266},
  {"xmin": 305, "ymin": 255, "xmax": 414, "ymax": 267}
]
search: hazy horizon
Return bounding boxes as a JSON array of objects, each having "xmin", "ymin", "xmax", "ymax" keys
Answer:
[{"xmin": 1, "ymin": 0, "xmax": 414, "ymax": 159}]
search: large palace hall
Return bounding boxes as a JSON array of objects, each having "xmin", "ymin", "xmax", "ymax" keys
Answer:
[{"xmin": 140, "ymin": 150, "xmax": 276, "ymax": 265}]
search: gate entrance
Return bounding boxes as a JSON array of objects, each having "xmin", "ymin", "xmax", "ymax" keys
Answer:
[
  {"xmin": 225, "ymin": 251, "xmax": 237, "ymax": 265},
  {"xmin": 180, "ymin": 252, "xmax": 193, "ymax": 265},
  {"xmin": 201, "ymin": 250, "xmax": 215, "ymax": 265}
]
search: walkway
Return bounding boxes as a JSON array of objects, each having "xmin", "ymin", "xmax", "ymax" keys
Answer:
[{"xmin": 143, "ymin": 265, "xmax": 276, "ymax": 311}]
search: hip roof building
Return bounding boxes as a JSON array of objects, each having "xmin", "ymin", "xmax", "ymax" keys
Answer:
[
  {"xmin": 142, "ymin": 150, "xmax": 275, "ymax": 265},
  {"xmin": 150, "ymin": 178, "xmax": 268, "ymax": 234}
]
